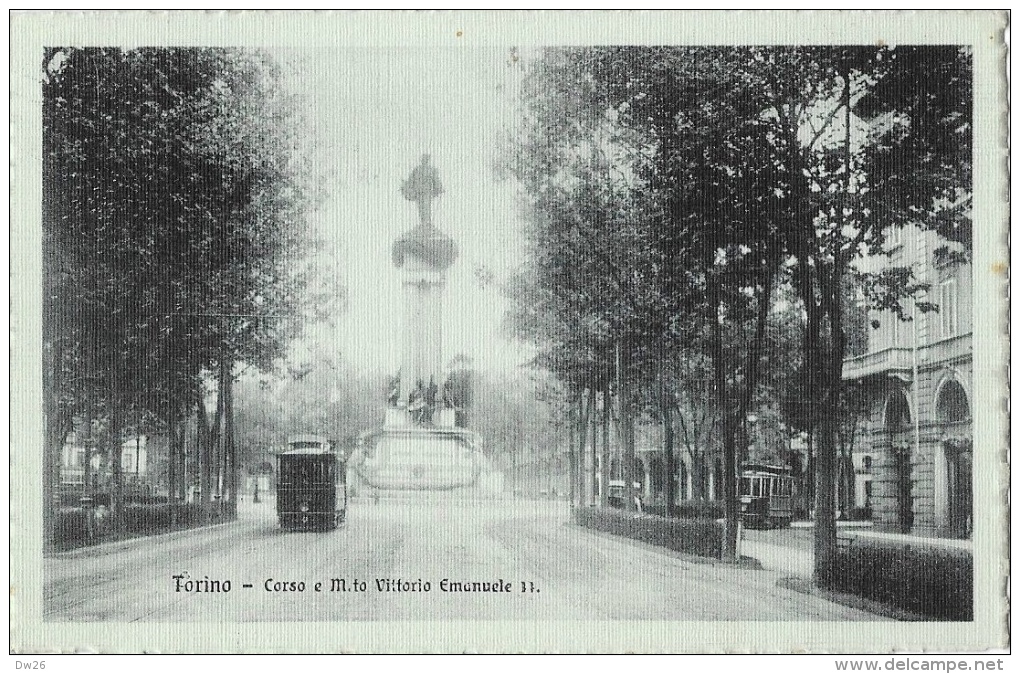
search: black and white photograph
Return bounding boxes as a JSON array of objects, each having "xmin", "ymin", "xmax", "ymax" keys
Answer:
[{"xmin": 11, "ymin": 10, "xmax": 1009, "ymax": 656}]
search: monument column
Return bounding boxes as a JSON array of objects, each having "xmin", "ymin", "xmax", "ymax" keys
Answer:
[
  {"xmin": 351, "ymin": 155, "xmax": 488, "ymax": 493},
  {"xmin": 392, "ymin": 155, "xmax": 458, "ymax": 407}
]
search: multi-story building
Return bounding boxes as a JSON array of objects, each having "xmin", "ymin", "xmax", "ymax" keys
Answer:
[
  {"xmin": 842, "ymin": 223, "xmax": 972, "ymax": 538},
  {"xmin": 60, "ymin": 433, "xmax": 150, "ymax": 485}
]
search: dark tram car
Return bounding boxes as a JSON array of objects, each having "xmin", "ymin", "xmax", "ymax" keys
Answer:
[
  {"xmin": 739, "ymin": 463, "xmax": 795, "ymax": 529},
  {"xmin": 276, "ymin": 435, "xmax": 347, "ymax": 531}
]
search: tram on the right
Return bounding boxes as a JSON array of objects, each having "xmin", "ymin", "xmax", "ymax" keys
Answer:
[{"xmin": 738, "ymin": 463, "xmax": 796, "ymax": 529}]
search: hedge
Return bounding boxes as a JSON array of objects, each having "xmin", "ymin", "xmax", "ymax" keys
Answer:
[
  {"xmin": 120, "ymin": 503, "xmax": 208, "ymax": 533},
  {"xmin": 55, "ymin": 508, "xmax": 97, "ymax": 545},
  {"xmin": 54, "ymin": 502, "xmax": 212, "ymax": 548},
  {"xmin": 573, "ymin": 506, "xmax": 723, "ymax": 559},
  {"xmin": 832, "ymin": 538, "xmax": 973, "ymax": 621}
]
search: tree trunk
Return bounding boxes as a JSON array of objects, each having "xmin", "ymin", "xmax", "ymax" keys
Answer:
[
  {"xmin": 720, "ymin": 411, "xmax": 739, "ymax": 562},
  {"xmin": 709, "ymin": 278, "xmax": 739, "ymax": 562},
  {"xmin": 600, "ymin": 384, "xmax": 611, "ymax": 509},
  {"xmin": 179, "ymin": 418, "xmax": 189, "ymax": 502},
  {"xmin": 167, "ymin": 417, "xmax": 177, "ymax": 502},
  {"xmin": 576, "ymin": 387, "xmax": 593, "ymax": 508},
  {"xmin": 197, "ymin": 393, "xmax": 212, "ymax": 522},
  {"xmin": 567, "ymin": 392, "xmax": 577, "ymax": 507},
  {"xmin": 224, "ymin": 360, "xmax": 237, "ymax": 517},
  {"xmin": 661, "ymin": 393, "xmax": 676, "ymax": 517},
  {"xmin": 590, "ymin": 387, "xmax": 599, "ymax": 506},
  {"xmin": 737, "ymin": 259, "xmax": 776, "ymax": 463},
  {"xmin": 805, "ymin": 429, "xmax": 815, "ymax": 513},
  {"xmin": 845, "ymin": 453, "xmax": 856, "ymax": 517},
  {"xmin": 82, "ymin": 398, "xmax": 94, "ymax": 498},
  {"xmin": 814, "ymin": 408, "xmax": 839, "ymax": 586},
  {"xmin": 616, "ymin": 340, "xmax": 637, "ymax": 512},
  {"xmin": 42, "ymin": 341, "xmax": 72, "ymax": 550},
  {"xmin": 814, "ymin": 56, "xmax": 855, "ymax": 585},
  {"xmin": 108, "ymin": 400, "xmax": 124, "ymax": 527},
  {"xmin": 215, "ymin": 361, "xmax": 227, "ymax": 504},
  {"xmin": 688, "ymin": 457, "xmax": 702, "ymax": 501},
  {"xmin": 43, "ymin": 413, "xmax": 70, "ymax": 549},
  {"xmin": 814, "ymin": 310, "xmax": 847, "ymax": 585},
  {"xmin": 659, "ymin": 353, "xmax": 676, "ymax": 516}
]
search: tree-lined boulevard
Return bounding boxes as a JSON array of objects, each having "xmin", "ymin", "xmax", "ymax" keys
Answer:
[
  {"xmin": 41, "ymin": 43, "xmax": 973, "ymax": 613},
  {"xmin": 502, "ymin": 45, "xmax": 970, "ymax": 582}
]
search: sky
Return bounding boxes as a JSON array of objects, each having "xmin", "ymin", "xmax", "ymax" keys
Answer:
[{"xmin": 278, "ymin": 47, "xmax": 534, "ymax": 378}]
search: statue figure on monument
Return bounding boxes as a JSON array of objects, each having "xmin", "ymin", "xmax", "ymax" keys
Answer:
[
  {"xmin": 441, "ymin": 379, "xmax": 456, "ymax": 409},
  {"xmin": 387, "ymin": 373, "xmax": 401, "ymax": 408},
  {"xmin": 408, "ymin": 379, "xmax": 426, "ymax": 425},
  {"xmin": 400, "ymin": 154, "xmax": 444, "ymax": 227},
  {"xmin": 424, "ymin": 376, "xmax": 439, "ymax": 424}
]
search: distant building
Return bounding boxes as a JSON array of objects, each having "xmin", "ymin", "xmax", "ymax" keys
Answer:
[
  {"xmin": 595, "ymin": 423, "xmax": 728, "ymax": 506},
  {"xmin": 60, "ymin": 434, "xmax": 150, "ymax": 485},
  {"xmin": 843, "ymin": 224, "xmax": 972, "ymax": 538}
]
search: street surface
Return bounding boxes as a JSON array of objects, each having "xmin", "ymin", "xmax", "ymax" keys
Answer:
[{"xmin": 44, "ymin": 497, "xmax": 887, "ymax": 621}]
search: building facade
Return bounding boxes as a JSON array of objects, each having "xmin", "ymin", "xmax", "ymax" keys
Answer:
[
  {"xmin": 60, "ymin": 432, "xmax": 151, "ymax": 486},
  {"xmin": 843, "ymin": 224, "xmax": 972, "ymax": 538}
]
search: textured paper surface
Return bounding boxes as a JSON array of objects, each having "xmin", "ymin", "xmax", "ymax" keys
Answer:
[{"xmin": 11, "ymin": 10, "xmax": 1009, "ymax": 653}]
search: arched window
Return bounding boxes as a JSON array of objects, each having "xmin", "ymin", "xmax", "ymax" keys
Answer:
[
  {"xmin": 884, "ymin": 390, "xmax": 911, "ymax": 429},
  {"xmin": 935, "ymin": 380, "xmax": 970, "ymax": 424}
]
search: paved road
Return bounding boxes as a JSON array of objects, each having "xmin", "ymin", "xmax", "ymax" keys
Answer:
[{"xmin": 44, "ymin": 498, "xmax": 886, "ymax": 622}]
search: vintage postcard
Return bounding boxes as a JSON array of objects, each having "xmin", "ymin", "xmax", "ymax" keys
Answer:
[{"xmin": 10, "ymin": 11, "xmax": 1009, "ymax": 654}]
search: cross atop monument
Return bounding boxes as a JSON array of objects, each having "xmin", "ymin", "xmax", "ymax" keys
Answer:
[{"xmin": 400, "ymin": 154, "xmax": 444, "ymax": 227}]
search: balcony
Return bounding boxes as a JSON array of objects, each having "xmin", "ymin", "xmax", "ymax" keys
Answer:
[
  {"xmin": 918, "ymin": 332, "xmax": 972, "ymax": 367},
  {"xmin": 842, "ymin": 331, "xmax": 973, "ymax": 382},
  {"xmin": 842, "ymin": 347, "xmax": 914, "ymax": 381}
]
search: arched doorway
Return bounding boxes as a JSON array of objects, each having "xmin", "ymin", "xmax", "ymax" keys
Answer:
[
  {"xmin": 885, "ymin": 389, "xmax": 914, "ymax": 532},
  {"xmin": 936, "ymin": 379, "xmax": 972, "ymax": 538}
]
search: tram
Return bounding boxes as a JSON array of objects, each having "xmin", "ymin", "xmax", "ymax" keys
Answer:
[
  {"xmin": 738, "ymin": 463, "xmax": 795, "ymax": 528},
  {"xmin": 276, "ymin": 435, "xmax": 347, "ymax": 531}
]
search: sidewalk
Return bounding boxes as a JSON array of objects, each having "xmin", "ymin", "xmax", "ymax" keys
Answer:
[
  {"xmin": 739, "ymin": 539, "xmax": 813, "ymax": 577},
  {"xmin": 838, "ymin": 528, "xmax": 972, "ymax": 551},
  {"xmin": 740, "ymin": 525, "xmax": 972, "ymax": 578},
  {"xmin": 790, "ymin": 520, "xmax": 874, "ymax": 529}
]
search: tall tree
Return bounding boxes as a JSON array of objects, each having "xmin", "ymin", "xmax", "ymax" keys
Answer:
[
  {"xmin": 42, "ymin": 47, "xmax": 321, "ymax": 541},
  {"xmin": 504, "ymin": 45, "xmax": 970, "ymax": 577}
]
